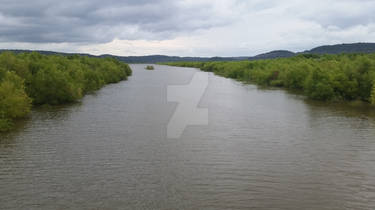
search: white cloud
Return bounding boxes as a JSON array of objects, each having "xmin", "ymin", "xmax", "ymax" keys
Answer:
[{"xmin": 0, "ymin": 0, "xmax": 374, "ymax": 56}]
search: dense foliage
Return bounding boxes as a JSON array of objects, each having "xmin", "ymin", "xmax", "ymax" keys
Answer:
[
  {"xmin": 0, "ymin": 52, "xmax": 132, "ymax": 131},
  {"xmin": 145, "ymin": 65, "xmax": 154, "ymax": 70},
  {"xmin": 165, "ymin": 53, "xmax": 375, "ymax": 105}
]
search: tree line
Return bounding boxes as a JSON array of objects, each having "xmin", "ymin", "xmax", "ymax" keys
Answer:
[
  {"xmin": 0, "ymin": 52, "xmax": 132, "ymax": 131},
  {"xmin": 165, "ymin": 53, "xmax": 375, "ymax": 105}
]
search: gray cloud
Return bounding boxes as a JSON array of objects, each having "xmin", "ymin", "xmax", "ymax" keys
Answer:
[
  {"xmin": 284, "ymin": 0, "xmax": 375, "ymax": 29},
  {"xmin": 0, "ymin": 0, "xmax": 233, "ymax": 43},
  {"xmin": 0, "ymin": 0, "xmax": 374, "ymax": 56}
]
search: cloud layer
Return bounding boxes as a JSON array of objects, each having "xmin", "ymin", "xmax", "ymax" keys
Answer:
[
  {"xmin": 0, "ymin": 0, "xmax": 374, "ymax": 56},
  {"xmin": 0, "ymin": 0, "xmax": 234, "ymax": 43}
]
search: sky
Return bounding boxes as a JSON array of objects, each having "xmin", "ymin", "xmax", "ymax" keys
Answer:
[{"xmin": 0, "ymin": 0, "xmax": 374, "ymax": 57}]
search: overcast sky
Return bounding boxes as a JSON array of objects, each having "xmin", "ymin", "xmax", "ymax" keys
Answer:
[{"xmin": 0, "ymin": 0, "xmax": 374, "ymax": 56}]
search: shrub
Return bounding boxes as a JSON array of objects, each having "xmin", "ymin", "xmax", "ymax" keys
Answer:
[
  {"xmin": 0, "ymin": 52, "xmax": 132, "ymax": 132},
  {"xmin": 164, "ymin": 53, "xmax": 375, "ymax": 103},
  {"xmin": 371, "ymin": 83, "xmax": 375, "ymax": 105}
]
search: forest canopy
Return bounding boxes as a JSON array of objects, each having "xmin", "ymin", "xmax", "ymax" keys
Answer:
[
  {"xmin": 0, "ymin": 52, "xmax": 132, "ymax": 131},
  {"xmin": 165, "ymin": 53, "xmax": 375, "ymax": 105}
]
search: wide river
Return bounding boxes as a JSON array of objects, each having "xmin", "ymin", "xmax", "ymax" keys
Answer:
[{"xmin": 1, "ymin": 64, "xmax": 375, "ymax": 210}]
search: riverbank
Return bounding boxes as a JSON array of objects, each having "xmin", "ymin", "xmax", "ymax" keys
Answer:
[
  {"xmin": 164, "ymin": 53, "xmax": 375, "ymax": 105},
  {"xmin": 0, "ymin": 52, "xmax": 132, "ymax": 132}
]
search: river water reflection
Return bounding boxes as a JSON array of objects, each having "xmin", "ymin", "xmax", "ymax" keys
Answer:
[{"xmin": 1, "ymin": 64, "xmax": 375, "ymax": 209}]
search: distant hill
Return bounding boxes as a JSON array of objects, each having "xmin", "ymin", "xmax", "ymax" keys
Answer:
[
  {"xmin": 248, "ymin": 50, "xmax": 295, "ymax": 60},
  {"xmin": 0, "ymin": 49, "xmax": 247, "ymax": 63},
  {"xmin": 1, "ymin": 42, "xmax": 375, "ymax": 63},
  {"xmin": 247, "ymin": 43, "xmax": 375, "ymax": 60},
  {"xmin": 102, "ymin": 54, "xmax": 248, "ymax": 63},
  {"xmin": 303, "ymin": 43, "xmax": 375, "ymax": 54}
]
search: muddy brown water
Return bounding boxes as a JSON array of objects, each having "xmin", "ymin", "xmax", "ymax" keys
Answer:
[{"xmin": 1, "ymin": 64, "xmax": 375, "ymax": 209}]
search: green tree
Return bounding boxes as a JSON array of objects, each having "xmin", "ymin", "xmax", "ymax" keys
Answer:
[
  {"xmin": 0, "ymin": 71, "xmax": 32, "ymax": 131},
  {"xmin": 371, "ymin": 83, "xmax": 375, "ymax": 105},
  {"xmin": 0, "ymin": 52, "xmax": 132, "ymax": 132}
]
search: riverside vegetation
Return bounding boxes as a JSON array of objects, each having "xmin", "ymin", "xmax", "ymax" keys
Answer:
[
  {"xmin": 0, "ymin": 52, "xmax": 132, "ymax": 132},
  {"xmin": 145, "ymin": 65, "xmax": 155, "ymax": 70},
  {"xmin": 165, "ymin": 53, "xmax": 375, "ymax": 105}
]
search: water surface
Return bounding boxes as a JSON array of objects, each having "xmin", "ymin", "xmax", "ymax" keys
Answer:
[{"xmin": 1, "ymin": 64, "xmax": 375, "ymax": 209}]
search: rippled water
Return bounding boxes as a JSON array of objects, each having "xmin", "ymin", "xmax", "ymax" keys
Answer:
[{"xmin": 1, "ymin": 64, "xmax": 375, "ymax": 210}]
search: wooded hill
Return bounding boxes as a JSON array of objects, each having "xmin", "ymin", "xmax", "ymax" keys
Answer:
[{"xmin": 2, "ymin": 43, "xmax": 375, "ymax": 63}]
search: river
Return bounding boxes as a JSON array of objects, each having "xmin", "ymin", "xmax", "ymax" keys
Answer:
[{"xmin": 1, "ymin": 64, "xmax": 375, "ymax": 210}]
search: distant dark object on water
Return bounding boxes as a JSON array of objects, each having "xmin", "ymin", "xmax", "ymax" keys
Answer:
[{"xmin": 145, "ymin": 65, "xmax": 154, "ymax": 70}]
